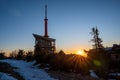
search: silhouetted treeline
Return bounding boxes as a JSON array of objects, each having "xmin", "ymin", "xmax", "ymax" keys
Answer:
[{"xmin": 8, "ymin": 49, "xmax": 34, "ymax": 61}]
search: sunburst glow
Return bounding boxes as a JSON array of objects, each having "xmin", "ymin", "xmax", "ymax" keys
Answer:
[{"xmin": 76, "ymin": 50, "xmax": 87, "ymax": 57}]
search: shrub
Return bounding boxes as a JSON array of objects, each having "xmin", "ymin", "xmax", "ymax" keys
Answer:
[
  {"xmin": 0, "ymin": 52, "xmax": 5, "ymax": 59},
  {"xmin": 25, "ymin": 51, "xmax": 34, "ymax": 61},
  {"xmin": 16, "ymin": 49, "xmax": 25, "ymax": 60}
]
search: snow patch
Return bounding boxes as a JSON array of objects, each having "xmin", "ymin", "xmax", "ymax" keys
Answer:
[
  {"xmin": 109, "ymin": 73, "xmax": 120, "ymax": 76},
  {"xmin": 89, "ymin": 70, "xmax": 99, "ymax": 78},
  {"xmin": 0, "ymin": 59, "xmax": 57, "ymax": 80},
  {"xmin": 0, "ymin": 72, "xmax": 17, "ymax": 80}
]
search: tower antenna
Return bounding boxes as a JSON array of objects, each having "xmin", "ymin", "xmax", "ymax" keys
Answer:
[
  {"xmin": 44, "ymin": 5, "xmax": 49, "ymax": 37},
  {"xmin": 45, "ymin": 5, "xmax": 47, "ymax": 19}
]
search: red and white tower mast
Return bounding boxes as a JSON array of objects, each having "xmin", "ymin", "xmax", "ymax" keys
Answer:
[{"xmin": 44, "ymin": 5, "xmax": 49, "ymax": 37}]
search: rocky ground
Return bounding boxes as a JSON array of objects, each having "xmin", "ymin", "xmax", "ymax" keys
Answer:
[{"xmin": 47, "ymin": 70, "xmax": 102, "ymax": 80}]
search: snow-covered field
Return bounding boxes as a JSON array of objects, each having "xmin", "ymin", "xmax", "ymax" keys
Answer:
[{"xmin": 0, "ymin": 59, "xmax": 57, "ymax": 80}]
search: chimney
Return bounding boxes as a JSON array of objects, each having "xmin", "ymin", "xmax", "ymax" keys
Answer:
[{"xmin": 44, "ymin": 5, "xmax": 49, "ymax": 37}]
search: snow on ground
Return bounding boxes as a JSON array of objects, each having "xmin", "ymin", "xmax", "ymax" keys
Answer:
[
  {"xmin": 109, "ymin": 72, "xmax": 120, "ymax": 76},
  {"xmin": 0, "ymin": 59, "xmax": 57, "ymax": 80},
  {"xmin": 0, "ymin": 72, "xmax": 17, "ymax": 80},
  {"xmin": 89, "ymin": 70, "xmax": 99, "ymax": 78}
]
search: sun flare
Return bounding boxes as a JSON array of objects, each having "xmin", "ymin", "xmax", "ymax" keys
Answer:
[{"xmin": 76, "ymin": 50, "xmax": 87, "ymax": 57}]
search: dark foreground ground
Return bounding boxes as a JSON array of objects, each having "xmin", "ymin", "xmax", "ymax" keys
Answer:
[
  {"xmin": 47, "ymin": 70, "xmax": 104, "ymax": 80},
  {"xmin": 0, "ymin": 61, "xmax": 103, "ymax": 80}
]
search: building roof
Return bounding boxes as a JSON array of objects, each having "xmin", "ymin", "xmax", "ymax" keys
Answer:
[{"xmin": 33, "ymin": 33, "xmax": 55, "ymax": 41}]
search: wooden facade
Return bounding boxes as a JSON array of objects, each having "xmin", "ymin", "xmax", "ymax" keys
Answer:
[{"xmin": 33, "ymin": 34, "xmax": 55, "ymax": 55}]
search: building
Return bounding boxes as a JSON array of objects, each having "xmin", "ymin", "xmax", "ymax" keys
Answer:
[
  {"xmin": 104, "ymin": 44, "xmax": 120, "ymax": 72},
  {"xmin": 33, "ymin": 5, "xmax": 56, "ymax": 57},
  {"xmin": 106, "ymin": 44, "xmax": 120, "ymax": 61}
]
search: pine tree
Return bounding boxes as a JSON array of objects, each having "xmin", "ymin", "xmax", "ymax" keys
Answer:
[{"xmin": 90, "ymin": 27, "xmax": 104, "ymax": 51}]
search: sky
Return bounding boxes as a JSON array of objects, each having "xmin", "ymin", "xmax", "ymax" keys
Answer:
[{"xmin": 0, "ymin": 0, "xmax": 120, "ymax": 54}]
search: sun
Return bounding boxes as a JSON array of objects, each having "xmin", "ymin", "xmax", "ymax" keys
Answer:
[
  {"xmin": 76, "ymin": 50, "xmax": 87, "ymax": 57},
  {"xmin": 76, "ymin": 50, "xmax": 83, "ymax": 55}
]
